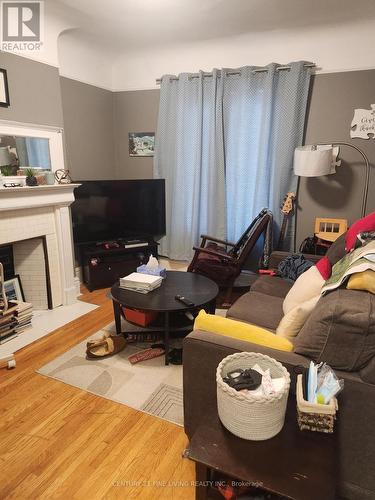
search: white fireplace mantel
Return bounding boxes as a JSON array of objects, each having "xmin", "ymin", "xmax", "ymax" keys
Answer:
[
  {"xmin": 0, "ymin": 184, "xmax": 80, "ymax": 307},
  {"xmin": 0, "ymin": 184, "xmax": 80, "ymax": 211}
]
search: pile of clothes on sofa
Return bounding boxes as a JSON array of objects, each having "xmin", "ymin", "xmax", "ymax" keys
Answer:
[{"xmin": 274, "ymin": 211, "xmax": 375, "ymax": 381}]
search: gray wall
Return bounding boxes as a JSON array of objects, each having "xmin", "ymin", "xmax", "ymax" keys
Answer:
[
  {"xmin": 113, "ymin": 90, "xmax": 159, "ymax": 179},
  {"xmin": 0, "ymin": 53, "xmax": 116, "ymax": 180},
  {"xmin": 60, "ymin": 77, "xmax": 116, "ymax": 180},
  {"xmin": 297, "ymin": 69, "xmax": 375, "ymax": 245},
  {"xmin": 114, "ymin": 71, "xmax": 375, "ymax": 247},
  {"xmin": 0, "ymin": 51, "xmax": 64, "ymax": 127},
  {"xmin": 1, "ymin": 50, "xmax": 373, "ymax": 246}
]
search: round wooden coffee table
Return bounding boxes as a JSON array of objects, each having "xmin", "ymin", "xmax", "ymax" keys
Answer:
[{"xmin": 110, "ymin": 271, "xmax": 219, "ymax": 364}]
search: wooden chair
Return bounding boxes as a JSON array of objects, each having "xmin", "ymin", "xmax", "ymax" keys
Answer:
[{"xmin": 187, "ymin": 209, "xmax": 273, "ymax": 303}]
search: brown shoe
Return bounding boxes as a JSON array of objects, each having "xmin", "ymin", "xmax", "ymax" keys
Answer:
[
  {"xmin": 86, "ymin": 335, "xmax": 126, "ymax": 359},
  {"xmin": 86, "ymin": 330, "xmax": 111, "ymax": 348}
]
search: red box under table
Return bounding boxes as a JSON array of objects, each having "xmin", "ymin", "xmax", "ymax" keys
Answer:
[{"xmin": 122, "ymin": 307, "xmax": 158, "ymax": 327}]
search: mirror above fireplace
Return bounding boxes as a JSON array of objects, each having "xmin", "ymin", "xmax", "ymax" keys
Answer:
[
  {"xmin": 0, "ymin": 135, "xmax": 52, "ymax": 173},
  {"xmin": 0, "ymin": 120, "xmax": 66, "ymax": 178}
]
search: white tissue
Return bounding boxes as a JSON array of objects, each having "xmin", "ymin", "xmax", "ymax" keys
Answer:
[
  {"xmin": 241, "ymin": 364, "xmax": 285, "ymax": 397},
  {"xmin": 146, "ymin": 255, "xmax": 159, "ymax": 269}
]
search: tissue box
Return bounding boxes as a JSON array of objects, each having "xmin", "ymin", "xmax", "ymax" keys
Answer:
[{"xmin": 136, "ymin": 264, "xmax": 167, "ymax": 278}]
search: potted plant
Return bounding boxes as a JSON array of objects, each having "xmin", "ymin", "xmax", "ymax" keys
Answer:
[
  {"xmin": 25, "ymin": 168, "xmax": 38, "ymax": 187},
  {"xmin": 0, "ymin": 165, "xmax": 13, "ymax": 177},
  {"xmin": 0, "ymin": 165, "xmax": 27, "ymax": 187},
  {"xmin": 0, "ymin": 165, "xmax": 11, "ymax": 188}
]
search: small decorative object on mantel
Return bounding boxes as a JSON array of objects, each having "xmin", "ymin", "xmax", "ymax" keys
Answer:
[
  {"xmin": 0, "ymin": 158, "xmax": 26, "ymax": 187},
  {"xmin": 54, "ymin": 169, "xmax": 72, "ymax": 184},
  {"xmin": 44, "ymin": 171, "xmax": 55, "ymax": 185},
  {"xmin": 0, "ymin": 69, "xmax": 10, "ymax": 108},
  {"xmin": 129, "ymin": 132, "xmax": 155, "ymax": 157},
  {"xmin": 25, "ymin": 168, "xmax": 38, "ymax": 186},
  {"xmin": 351, "ymin": 104, "xmax": 375, "ymax": 139},
  {"xmin": 36, "ymin": 173, "xmax": 47, "ymax": 185}
]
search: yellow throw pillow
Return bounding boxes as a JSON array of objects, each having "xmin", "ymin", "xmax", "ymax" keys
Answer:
[
  {"xmin": 194, "ymin": 310, "xmax": 293, "ymax": 352},
  {"xmin": 347, "ymin": 270, "xmax": 375, "ymax": 294},
  {"xmin": 276, "ymin": 295, "xmax": 320, "ymax": 340}
]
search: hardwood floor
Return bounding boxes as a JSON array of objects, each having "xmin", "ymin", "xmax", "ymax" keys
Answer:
[{"xmin": 0, "ymin": 287, "xmax": 195, "ymax": 499}]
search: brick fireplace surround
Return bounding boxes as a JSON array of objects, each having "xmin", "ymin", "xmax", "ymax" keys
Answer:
[{"xmin": 0, "ymin": 184, "xmax": 80, "ymax": 309}]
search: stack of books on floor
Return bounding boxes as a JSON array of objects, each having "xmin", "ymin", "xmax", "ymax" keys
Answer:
[
  {"xmin": 15, "ymin": 301, "xmax": 33, "ymax": 333},
  {"xmin": 119, "ymin": 272, "xmax": 163, "ymax": 294},
  {"xmin": 0, "ymin": 301, "xmax": 19, "ymax": 344}
]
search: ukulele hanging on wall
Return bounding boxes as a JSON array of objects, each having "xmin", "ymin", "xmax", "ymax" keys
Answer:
[{"xmin": 277, "ymin": 192, "xmax": 296, "ymax": 250}]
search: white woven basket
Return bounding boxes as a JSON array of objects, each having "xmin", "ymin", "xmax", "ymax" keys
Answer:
[{"xmin": 216, "ymin": 352, "xmax": 291, "ymax": 441}]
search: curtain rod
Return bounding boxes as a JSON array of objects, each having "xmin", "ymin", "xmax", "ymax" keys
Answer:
[{"xmin": 156, "ymin": 63, "xmax": 316, "ymax": 85}]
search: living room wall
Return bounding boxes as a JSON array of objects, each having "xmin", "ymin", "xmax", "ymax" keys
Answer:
[
  {"xmin": 113, "ymin": 90, "xmax": 159, "ymax": 180},
  {"xmin": 1, "ymin": 50, "xmax": 373, "ymax": 247},
  {"xmin": 113, "ymin": 69, "xmax": 375, "ymax": 247},
  {"xmin": 0, "ymin": 52, "xmax": 116, "ymax": 180},
  {"xmin": 300, "ymin": 69, "xmax": 375, "ymax": 244},
  {"xmin": 60, "ymin": 77, "xmax": 116, "ymax": 180},
  {"xmin": 0, "ymin": 51, "xmax": 64, "ymax": 127}
]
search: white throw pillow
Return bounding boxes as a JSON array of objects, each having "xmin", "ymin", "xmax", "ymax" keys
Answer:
[
  {"xmin": 277, "ymin": 295, "xmax": 321, "ymax": 340},
  {"xmin": 283, "ymin": 265, "xmax": 324, "ymax": 315}
]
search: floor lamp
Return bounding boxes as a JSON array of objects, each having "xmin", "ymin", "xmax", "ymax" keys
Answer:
[{"xmin": 294, "ymin": 142, "xmax": 370, "ymax": 218}]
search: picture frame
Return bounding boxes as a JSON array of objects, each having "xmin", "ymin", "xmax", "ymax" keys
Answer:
[
  {"xmin": 0, "ymin": 69, "xmax": 10, "ymax": 108},
  {"xmin": 129, "ymin": 132, "xmax": 155, "ymax": 157},
  {"xmin": 3, "ymin": 275, "xmax": 25, "ymax": 302}
]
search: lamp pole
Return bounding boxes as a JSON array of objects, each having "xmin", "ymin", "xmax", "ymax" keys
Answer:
[{"xmin": 321, "ymin": 142, "xmax": 370, "ymax": 218}]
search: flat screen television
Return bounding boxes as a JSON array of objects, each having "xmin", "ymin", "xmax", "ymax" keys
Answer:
[{"xmin": 71, "ymin": 179, "xmax": 166, "ymax": 244}]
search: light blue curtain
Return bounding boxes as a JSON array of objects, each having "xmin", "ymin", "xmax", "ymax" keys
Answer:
[
  {"xmin": 154, "ymin": 71, "xmax": 226, "ymax": 260},
  {"xmin": 224, "ymin": 62, "xmax": 312, "ymax": 247},
  {"xmin": 25, "ymin": 138, "xmax": 51, "ymax": 169},
  {"xmin": 15, "ymin": 137, "xmax": 51, "ymax": 169},
  {"xmin": 154, "ymin": 62, "xmax": 312, "ymax": 259}
]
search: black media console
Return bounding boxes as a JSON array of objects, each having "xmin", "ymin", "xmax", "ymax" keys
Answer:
[{"xmin": 79, "ymin": 240, "xmax": 158, "ymax": 292}]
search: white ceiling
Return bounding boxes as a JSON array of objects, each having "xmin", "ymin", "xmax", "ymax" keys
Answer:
[
  {"xmin": 52, "ymin": 0, "xmax": 375, "ymax": 51},
  {"xmin": 20, "ymin": 0, "xmax": 372, "ymax": 90}
]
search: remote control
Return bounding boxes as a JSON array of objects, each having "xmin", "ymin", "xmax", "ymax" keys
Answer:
[{"xmin": 175, "ymin": 295, "xmax": 195, "ymax": 307}]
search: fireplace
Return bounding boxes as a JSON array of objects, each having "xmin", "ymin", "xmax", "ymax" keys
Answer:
[
  {"xmin": 0, "ymin": 184, "xmax": 80, "ymax": 309},
  {"xmin": 11, "ymin": 237, "xmax": 52, "ymax": 309}
]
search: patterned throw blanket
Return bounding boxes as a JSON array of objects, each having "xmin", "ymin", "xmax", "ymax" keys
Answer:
[{"xmin": 322, "ymin": 240, "xmax": 375, "ymax": 294}]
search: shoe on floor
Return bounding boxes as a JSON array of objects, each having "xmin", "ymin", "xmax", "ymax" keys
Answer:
[
  {"xmin": 86, "ymin": 330, "xmax": 111, "ymax": 348},
  {"xmin": 86, "ymin": 335, "xmax": 126, "ymax": 358},
  {"xmin": 167, "ymin": 348, "xmax": 183, "ymax": 365}
]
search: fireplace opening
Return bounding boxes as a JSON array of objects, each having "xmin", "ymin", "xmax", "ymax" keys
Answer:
[
  {"xmin": 0, "ymin": 245, "xmax": 14, "ymax": 280},
  {"xmin": 0, "ymin": 237, "xmax": 53, "ymax": 310}
]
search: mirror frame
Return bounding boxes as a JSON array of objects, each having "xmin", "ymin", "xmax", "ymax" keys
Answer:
[{"xmin": 0, "ymin": 119, "xmax": 66, "ymax": 173}]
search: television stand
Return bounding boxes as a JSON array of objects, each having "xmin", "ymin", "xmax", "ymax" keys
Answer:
[{"xmin": 79, "ymin": 239, "xmax": 158, "ymax": 291}]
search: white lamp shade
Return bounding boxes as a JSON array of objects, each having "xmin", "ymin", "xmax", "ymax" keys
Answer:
[
  {"xmin": 294, "ymin": 145, "xmax": 340, "ymax": 177},
  {"xmin": 0, "ymin": 146, "xmax": 12, "ymax": 167}
]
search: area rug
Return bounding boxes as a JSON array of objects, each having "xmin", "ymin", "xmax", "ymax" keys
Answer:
[
  {"xmin": 37, "ymin": 309, "xmax": 226, "ymax": 426},
  {"xmin": 37, "ymin": 321, "xmax": 185, "ymax": 425}
]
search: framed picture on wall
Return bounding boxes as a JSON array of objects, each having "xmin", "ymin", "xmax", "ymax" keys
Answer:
[
  {"xmin": 0, "ymin": 69, "xmax": 10, "ymax": 107},
  {"xmin": 3, "ymin": 275, "xmax": 25, "ymax": 302},
  {"xmin": 129, "ymin": 132, "xmax": 155, "ymax": 157}
]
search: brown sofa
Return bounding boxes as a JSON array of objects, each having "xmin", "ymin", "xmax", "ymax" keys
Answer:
[{"xmin": 183, "ymin": 251, "xmax": 375, "ymax": 500}]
